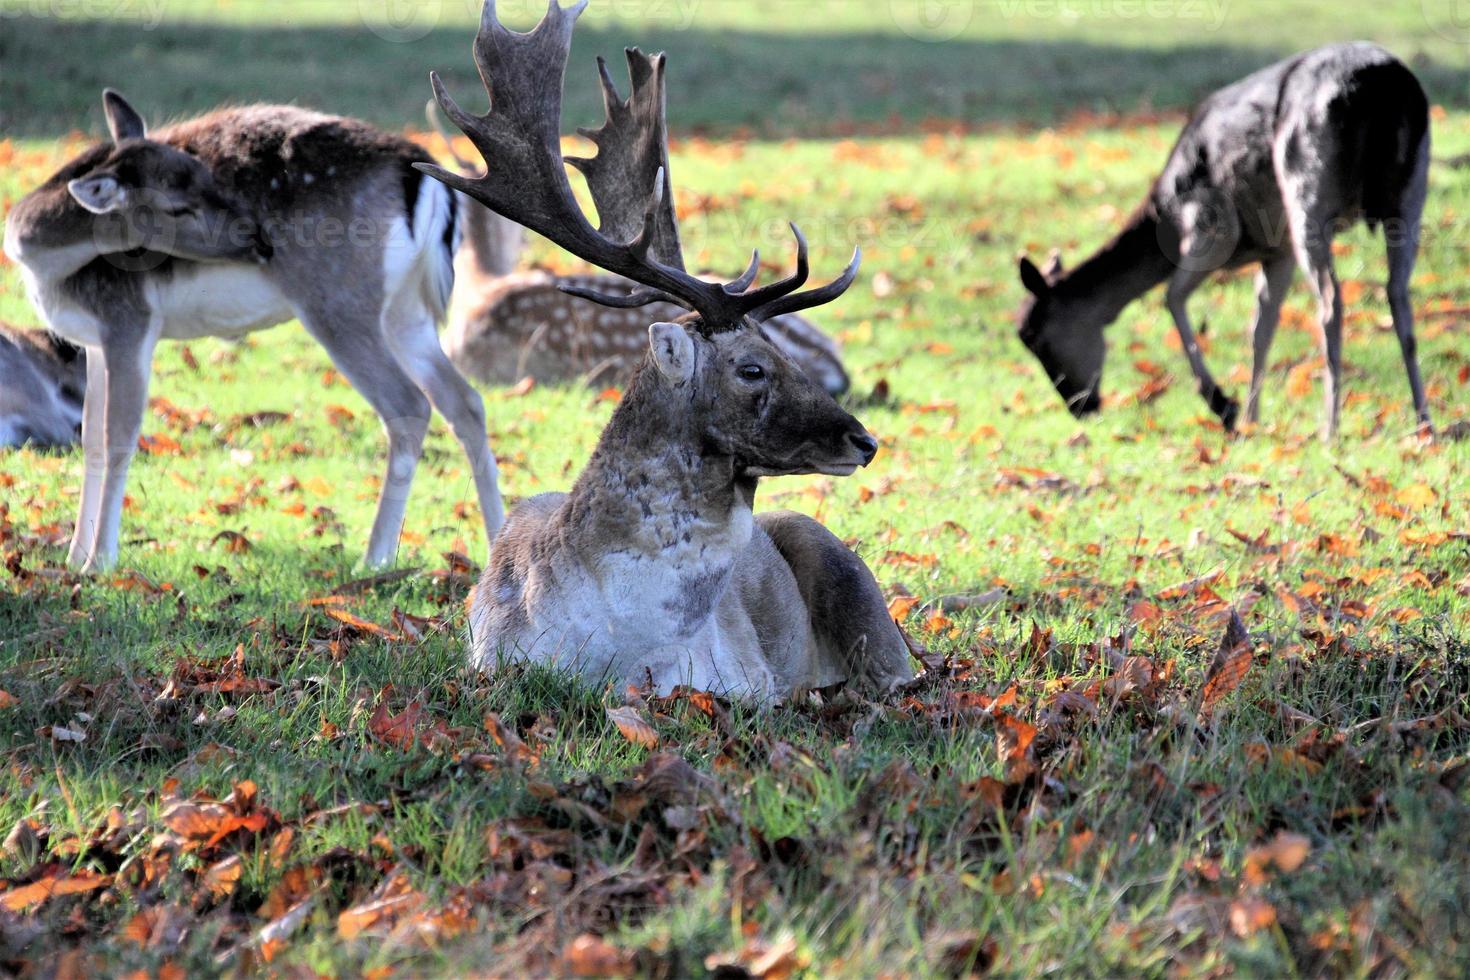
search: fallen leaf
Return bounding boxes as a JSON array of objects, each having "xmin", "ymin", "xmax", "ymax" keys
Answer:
[{"xmin": 606, "ymin": 705, "xmax": 658, "ymax": 749}]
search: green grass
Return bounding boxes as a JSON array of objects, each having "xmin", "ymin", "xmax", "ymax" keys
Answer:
[{"xmin": 3, "ymin": 1, "xmax": 1470, "ymax": 976}]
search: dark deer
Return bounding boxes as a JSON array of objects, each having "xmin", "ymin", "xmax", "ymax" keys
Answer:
[
  {"xmin": 423, "ymin": 0, "xmax": 914, "ymax": 698},
  {"xmin": 0, "ymin": 322, "xmax": 87, "ymax": 450},
  {"xmin": 4, "ymin": 91, "xmax": 505, "ymax": 571},
  {"xmin": 426, "ymin": 106, "xmax": 852, "ymax": 395},
  {"xmin": 1017, "ymin": 43, "xmax": 1432, "ymax": 438}
]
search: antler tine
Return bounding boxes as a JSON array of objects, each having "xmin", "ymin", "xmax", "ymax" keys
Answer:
[
  {"xmin": 748, "ymin": 247, "xmax": 863, "ymax": 322},
  {"xmin": 424, "ymin": 100, "xmax": 477, "ymax": 174},
  {"xmin": 559, "ymin": 282, "xmax": 679, "ymax": 308},
  {"xmin": 723, "ymin": 250, "xmax": 761, "ymax": 295},
  {"xmin": 730, "ymin": 223, "xmax": 810, "ymax": 309}
]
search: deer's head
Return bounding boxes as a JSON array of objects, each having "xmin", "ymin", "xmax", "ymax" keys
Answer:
[
  {"xmin": 420, "ymin": 0, "xmax": 877, "ymax": 474},
  {"xmin": 646, "ymin": 316, "xmax": 875, "ymax": 476},
  {"xmin": 66, "ymin": 90, "xmax": 268, "ymax": 264},
  {"xmin": 1016, "ymin": 252, "xmax": 1105, "ymax": 417}
]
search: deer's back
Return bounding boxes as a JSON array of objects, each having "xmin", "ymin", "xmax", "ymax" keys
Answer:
[{"xmin": 1154, "ymin": 42, "xmax": 1426, "ymax": 261}]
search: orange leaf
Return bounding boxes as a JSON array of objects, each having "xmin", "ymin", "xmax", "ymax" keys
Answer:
[
  {"xmin": 323, "ymin": 607, "xmax": 403, "ymax": 641},
  {"xmin": 369, "ymin": 700, "xmax": 425, "ymax": 750},
  {"xmin": 0, "ymin": 690, "xmax": 16, "ymax": 710},
  {"xmin": 606, "ymin": 705, "xmax": 658, "ymax": 749},
  {"xmin": 1201, "ymin": 608, "xmax": 1252, "ymax": 711},
  {"xmin": 1229, "ymin": 896, "xmax": 1277, "ymax": 937},
  {"xmin": 1395, "ymin": 483, "xmax": 1435, "ymax": 509},
  {"xmin": 887, "ymin": 595, "xmax": 921, "ymax": 622},
  {"xmin": 0, "ymin": 870, "xmax": 111, "ymax": 911}
]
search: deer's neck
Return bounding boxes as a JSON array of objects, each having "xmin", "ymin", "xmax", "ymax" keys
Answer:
[
  {"xmin": 562, "ymin": 364, "xmax": 752, "ymax": 605},
  {"xmin": 1054, "ymin": 204, "xmax": 1176, "ymax": 325},
  {"xmin": 455, "ymin": 193, "xmax": 522, "ymax": 280}
]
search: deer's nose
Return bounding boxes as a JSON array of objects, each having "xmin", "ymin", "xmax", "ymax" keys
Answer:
[{"xmin": 847, "ymin": 430, "xmax": 879, "ymax": 465}]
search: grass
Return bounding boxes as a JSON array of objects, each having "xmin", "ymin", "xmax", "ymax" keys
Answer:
[{"xmin": 2, "ymin": 0, "xmax": 1470, "ymax": 976}]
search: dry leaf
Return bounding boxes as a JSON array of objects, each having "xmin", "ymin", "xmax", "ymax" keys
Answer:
[{"xmin": 606, "ymin": 705, "xmax": 658, "ymax": 749}]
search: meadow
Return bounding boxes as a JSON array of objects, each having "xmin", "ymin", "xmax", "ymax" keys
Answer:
[{"xmin": 1, "ymin": 1, "xmax": 1469, "ymax": 975}]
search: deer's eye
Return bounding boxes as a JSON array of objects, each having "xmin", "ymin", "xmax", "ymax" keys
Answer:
[{"xmin": 737, "ymin": 364, "xmax": 765, "ymax": 382}]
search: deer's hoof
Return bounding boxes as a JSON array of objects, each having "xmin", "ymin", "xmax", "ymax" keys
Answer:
[{"xmin": 1207, "ymin": 388, "xmax": 1240, "ymax": 432}]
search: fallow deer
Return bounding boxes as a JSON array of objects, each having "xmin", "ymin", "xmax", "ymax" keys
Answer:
[
  {"xmin": 4, "ymin": 91, "xmax": 505, "ymax": 571},
  {"xmin": 1016, "ymin": 43, "xmax": 1432, "ymax": 438},
  {"xmin": 427, "ymin": 109, "xmax": 852, "ymax": 395},
  {"xmin": 0, "ymin": 322, "xmax": 87, "ymax": 450},
  {"xmin": 423, "ymin": 0, "xmax": 915, "ymax": 699}
]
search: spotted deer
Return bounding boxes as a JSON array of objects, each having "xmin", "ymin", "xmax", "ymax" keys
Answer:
[
  {"xmin": 427, "ymin": 107, "xmax": 852, "ymax": 395},
  {"xmin": 422, "ymin": 0, "xmax": 915, "ymax": 699},
  {"xmin": 3, "ymin": 90, "xmax": 505, "ymax": 571},
  {"xmin": 0, "ymin": 322, "xmax": 87, "ymax": 450},
  {"xmin": 1016, "ymin": 43, "xmax": 1432, "ymax": 438}
]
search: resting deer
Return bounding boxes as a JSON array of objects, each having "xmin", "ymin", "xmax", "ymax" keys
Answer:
[
  {"xmin": 1016, "ymin": 43, "xmax": 1432, "ymax": 438},
  {"xmin": 427, "ymin": 108, "xmax": 852, "ymax": 395},
  {"xmin": 423, "ymin": 0, "xmax": 915, "ymax": 699},
  {"xmin": 4, "ymin": 90, "xmax": 505, "ymax": 571},
  {"xmin": 0, "ymin": 322, "xmax": 87, "ymax": 450}
]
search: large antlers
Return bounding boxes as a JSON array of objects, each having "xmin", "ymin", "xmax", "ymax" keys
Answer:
[{"xmin": 417, "ymin": 0, "xmax": 860, "ymax": 332}]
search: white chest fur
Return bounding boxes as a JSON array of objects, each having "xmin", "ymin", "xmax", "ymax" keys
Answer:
[
  {"xmin": 21, "ymin": 262, "xmax": 295, "ymax": 347},
  {"xmin": 149, "ymin": 264, "xmax": 295, "ymax": 340}
]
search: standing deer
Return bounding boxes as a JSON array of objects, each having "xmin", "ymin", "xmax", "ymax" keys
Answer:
[
  {"xmin": 4, "ymin": 91, "xmax": 505, "ymax": 571},
  {"xmin": 427, "ymin": 108, "xmax": 852, "ymax": 395},
  {"xmin": 423, "ymin": 0, "xmax": 914, "ymax": 699},
  {"xmin": 0, "ymin": 322, "xmax": 87, "ymax": 450},
  {"xmin": 1016, "ymin": 43, "xmax": 1432, "ymax": 438}
]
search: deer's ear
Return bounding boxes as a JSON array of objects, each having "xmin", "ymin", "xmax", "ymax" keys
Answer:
[
  {"xmin": 102, "ymin": 89, "xmax": 147, "ymax": 142},
  {"xmin": 68, "ymin": 174, "xmax": 128, "ymax": 214},
  {"xmin": 1043, "ymin": 250, "xmax": 1064, "ymax": 279},
  {"xmin": 1018, "ymin": 256, "xmax": 1050, "ymax": 296},
  {"xmin": 649, "ymin": 321, "xmax": 695, "ymax": 384}
]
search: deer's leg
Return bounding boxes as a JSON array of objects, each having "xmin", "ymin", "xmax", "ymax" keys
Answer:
[
  {"xmin": 757, "ymin": 510, "xmax": 915, "ymax": 695},
  {"xmin": 84, "ymin": 330, "xmax": 158, "ymax": 573},
  {"xmin": 66, "ymin": 347, "xmax": 107, "ymax": 569},
  {"xmin": 1386, "ymin": 134, "xmax": 1432, "ymax": 432},
  {"xmin": 1166, "ymin": 267, "xmax": 1239, "ymax": 430},
  {"xmin": 303, "ymin": 311, "xmax": 431, "ymax": 568},
  {"xmin": 1287, "ymin": 231, "xmax": 1343, "ymax": 440},
  {"xmin": 1245, "ymin": 256, "xmax": 1295, "ymax": 425},
  {"xmin": 386, "ymin": 315, "xmax": 505, "ymax": 543}
]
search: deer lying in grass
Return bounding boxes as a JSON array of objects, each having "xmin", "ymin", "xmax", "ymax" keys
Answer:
[
  {"xmin": 4, "ymin": 90, "xmax": 505, "ymax": 571},
  {"xmin": 0, "ymin": 322, "xmax": 86, "ymax": 450},
  {"xmin": 1016, "ymin": 43, "xmax": 1432, "ymax": 438},
  {"xmin": 427, "ymin": 109, "xmax": 852, "ymax": 395},
  {"xmin": 423, "ymin": 0, "xmax": 915, "ymax": 699}
]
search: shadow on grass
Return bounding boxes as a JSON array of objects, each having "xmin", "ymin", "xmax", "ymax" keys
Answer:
[{"xmin": 3, "ymin": 16, "xmax": 1468, "ymax": 139}]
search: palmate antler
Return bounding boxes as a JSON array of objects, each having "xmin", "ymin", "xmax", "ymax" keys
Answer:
[{"xmin": 416, "ymin": 0, "xmax": 860, "ymax": 332}]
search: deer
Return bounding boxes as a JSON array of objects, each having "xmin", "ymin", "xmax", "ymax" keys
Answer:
[
  {"xmin": 425, "ymin": 106, "xmax": 852, "ymax": 395},
  {"xmin": 421, "ymin": 0, "xmax": 916, "ymax": 700},
  {"xmin": 3, "ymin": 90, "xmax": 506, "ymax": 572},
  {"xmin": 0, "ymin": 322, "xmax": 87, "ymax": 450},
  {"xmin": 1016, "ymin": 42, "xmax": 1432, "ymax": 439}
]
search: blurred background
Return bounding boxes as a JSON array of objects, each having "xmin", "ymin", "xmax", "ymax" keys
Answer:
[{"xmin": 3, "ymin": 0, "xmax": 1468, "ymax": 139}]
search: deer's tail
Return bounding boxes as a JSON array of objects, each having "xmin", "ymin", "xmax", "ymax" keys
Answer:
[{"xmin": 1352, "ymin": 60, "xmax": 1430, "ymax": 228}]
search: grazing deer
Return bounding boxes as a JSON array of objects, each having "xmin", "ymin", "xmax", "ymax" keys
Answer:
[
  {"xmin": 423, "ymin": 0, "xmax": 915, "ymax": 699},
  {"xmin": 427, "ymin": 109, "xmax": 852, "ymax": 395},
  {"xmin": 0, "ymin": 322, "xmax": 87, "ymax": 450},
  {"xmin": 1016, "ymin": 43, "xmax": 1432, "ymax": 438},
  {"xmin": 3, "ymin": 90, "xmax": 505, "ymax": 572}
]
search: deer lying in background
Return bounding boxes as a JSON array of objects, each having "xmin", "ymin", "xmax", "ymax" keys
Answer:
[
  {"xmin": 423, "ymin": 0, "xmax": 914, "ymax": 699},
  {"xmin": 427, "ymin": 108, "xmax": 852, "ymax": 395},
  {"xmin": 0, "ymin": 322, "xmax": 86, "ymax": 450},
  {"xmin": 4, "ymin": 90, "xmax": 505, "ymax": 571},
  {"xmin": 1017, "ymin": 43, "xmax": 1432, "ymax": 438}
]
